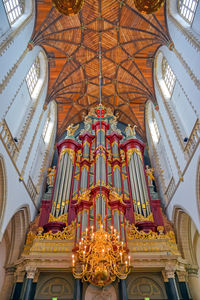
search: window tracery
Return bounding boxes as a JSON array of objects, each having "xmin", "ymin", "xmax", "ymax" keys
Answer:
[
  {"xmin": 3, "ymin": 0, "xmax": 23, "ymax": 25},
  {"xmin": 26, "ymin": 57, "xmax": 40, "ymax": 96},
  {"xmin": 146, "ymin": 101, "xmax": 173, "ymax": 201},
  {"xmin": 178, "ymin": 0, "xmax": 198, "ymax": 24},
  {"xmin": 162, "ymin": 58, "xmax": 176, "ymax": 97}
]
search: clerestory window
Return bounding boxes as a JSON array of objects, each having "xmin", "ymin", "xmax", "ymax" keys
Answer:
[
  {"xmin": 3, "ymin": 0, "xmax": 23, "ymax": 25},
  {"xmin": 162, "ymin": 58, "xmax": 176, "ymax": 97},
  {"xmin": 178, "ymin": 0, "xmax": 198, "ymax": 24},
  {"xmin": 26, "ymin": 57, "xmax": 40, "ymax": 96}
]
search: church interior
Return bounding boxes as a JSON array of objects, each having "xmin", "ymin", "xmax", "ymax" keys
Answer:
[{"xmin": 0, "ymin": 0, "xmax": 200, "ymax": 299}]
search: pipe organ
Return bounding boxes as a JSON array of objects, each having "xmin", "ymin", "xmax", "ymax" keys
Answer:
[{"xmin": 40, "ymin": 105, "xmax": 164, "ymax": 243}]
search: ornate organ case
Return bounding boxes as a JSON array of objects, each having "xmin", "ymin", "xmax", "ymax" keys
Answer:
[{"xmin": 39, "ymin": 106, "xmax": 164, "ymax": 245}]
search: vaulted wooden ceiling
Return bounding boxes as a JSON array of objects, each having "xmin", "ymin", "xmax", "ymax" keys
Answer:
[{"xmin": 33, "ymin": 0, "xmax": 170, "ymax": 140}]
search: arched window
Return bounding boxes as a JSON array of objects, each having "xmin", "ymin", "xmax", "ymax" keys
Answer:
[
  {"xmin": 155, "ymin": 51, "xmax": 197, "ymax": 156},
  {"xmin": 178, "ymin": 0, "xmax": 198, "ymax": 24},
  {"xmin": 26, "ymin": 57, "xmax": 40, "ymax": 96},
  {"xmin": 29, "ymin": 101, "xmax": 56, "ymax": 196},
  {"xmin": 149, "ymin": 110, "xmax": 160, "ymax": 144},
  {"xmin": 2, "ymin": 0, "xmax": 23, "ymax": 25},
  {"xmin": 146, "ymin": 101, "xmax": 174, "ymax": 203},
  {"xmin": 162, "ymin": 58, "xmax": 176, "ymax": 97},
  {"xmin": 1, "ymin": 50, "xmax": 48, "ymax": 161}
]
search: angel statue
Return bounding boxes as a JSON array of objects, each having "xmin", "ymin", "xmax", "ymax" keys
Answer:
[
  {"xmin": 145, "ymin": 165, "xmax": 155, "ymax": 186},
  {"xmin": 47, "ymin": 166, "xmax": 56, "ymax": 186},
  {"xmin": 125, "ymin": 124, "xmax": 137, "ymax": 138},
  {"xmin": 65, "ymin": 123, "xmax": 79, "ymax": 139}
]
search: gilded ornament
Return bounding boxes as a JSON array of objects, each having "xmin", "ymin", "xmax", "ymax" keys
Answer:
[
  {"xmin": 48, "ymin": 213, "xmax": 68, "ymax": 223},
  {"xmin": 66, "ymin": 123, "xmax": 79, "ymax": 137},
  {"xmin": 145, "ymin": 165, "xmax": 155, "ymax": 186},
  {"xmin": 127, "ymin": 148, "xmax": 142, "ymax": 164},
  {"xmin": 134, "ymin": 0, "xmax": 165, "ymax": 14},
  {"xmin": 125, "ymin": 124, "xmax": 137, "ymax": 138},
  {"xmin": 60, "ymin": 148, "xmax": 75, "ymax": 162},
  {"xmin": 127, "ymin": 223, "xmax": 177, "ymax": 246},
  {"xmin": 134, "ymin": 212, "xmax": 153, "ymax": 223},
  {"xmin": 72, "ymin": 222, "xmax": 130, "ymax": 287},
  {"xmin": 47, "ymin": 166, "xmax": 56, "ymax": 186},
  {"xmin": 52, "ymin": 0, "xmax": 84, "ymax": 16}
]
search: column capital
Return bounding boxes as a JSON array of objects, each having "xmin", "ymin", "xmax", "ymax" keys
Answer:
[
  {"xmin": 15, "ymin": 269, "xmax": 26, "ymax": 282},
  {"xmin": 187, "ymin": 266, "xmax": 199, "ymax": 277},
  {"xmin": 5, "ymin": 266, "xmax": 16, "ymax": 275},
  {"xmin": 176, "ymin": 270, "xmax": 187, "ymax": 282},
  {"xmin": 162, "ymin": 266, "xmax": 176, "ymax": 281},
  {"xmin": 25, "ymin": 267, "xmax": 37, "ymax": 279}
]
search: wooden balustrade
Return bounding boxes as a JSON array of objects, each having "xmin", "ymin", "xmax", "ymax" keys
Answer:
[
  {"xmin": 165, "ymin": 177, "xmax": 176, "ymax": 203},
  {"xmin": 0, "ymin": 119, "xmax": 19, "ymax": 159},
  {"xmin": 184, "ymin": 119, "xmax": 200, "ymax": 159},
  {"xmin": 27, "ymin": 176, "xmax": 38, "ymax": 203}
]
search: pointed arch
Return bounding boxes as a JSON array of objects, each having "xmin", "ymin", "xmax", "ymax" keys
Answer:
[{"xmin": 0, "ymin": 155, "xmax": 7, "ymax": 234}]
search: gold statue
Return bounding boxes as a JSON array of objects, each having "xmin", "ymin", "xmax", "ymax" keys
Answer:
[
  {"xmin": 125, "ymin": 124, "xmax": 137, "ymax": 138},
  {"xmin": 90, "ymin": 150, "xmax": 94, "ymax": 161},
  {"xmin": 76, "ymin": 150, "xmax": 82, "ymax": 162},
  {"xmin": 107, "ymin": 150, "xmax": 112, "ymax": 161},
  {"xmin": 145, "ymin": 165, "xmax": 155, "ymax": 186},
  {"xmin": 120, "ymin": 150, "xmax": 125, "ymax": 162},
  {"xmin": 47, "ymin": 166, "xmax": 56, "ymax": 186},
  {"xmin": 66, "ymin": 123, "xmax": 79, "ymax": 137}
]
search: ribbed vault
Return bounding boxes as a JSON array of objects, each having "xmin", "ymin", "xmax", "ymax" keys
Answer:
[{"xmin": 33, "ymin": 0, "xmax": 170, "ymax": 140}]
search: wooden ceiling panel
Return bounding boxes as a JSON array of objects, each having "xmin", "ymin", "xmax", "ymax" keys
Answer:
[{"xmin": 33, "ymin": 0, "xmax": 170, "ymax": 140}]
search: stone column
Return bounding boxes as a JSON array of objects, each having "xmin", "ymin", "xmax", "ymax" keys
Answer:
[
  {"xmin": 162, "ymin": 269, "xmax": 180, "ymax": 300},
  {"xmin": 73, "ymin": 278, "xmax": 82, "ymax": 300},
  {"xmin": 177, "ymin": 271, "xmax": 191, "ymax": 300},
  {"xmin": 187, "ymin": 267, "xmax": 200, "ymax": 300},
  {"xmin": 0, "ymin": 266, "xmax": 16, "ymax": 300},
  {"xmin": 10, "ymin": 270, "xmax": 25, "ymax": 300},
  {"xmin": 23, "ymin": 268, "xmax": 37, "ymax": 300},
  {"xmin": 118, "ymin": 279, "xmax": 128, "ymax": 300}
]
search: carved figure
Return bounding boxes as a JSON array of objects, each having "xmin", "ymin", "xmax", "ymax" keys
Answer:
[
  {"xmin": 66, "ymin": 123, "xmax": 79, "ymax": 137},
  {"xmin": 77, "ymin": 150, "xmax": 82, "ymax": 162},
  {"xmin": 145, "ymin": 165, "xmax": 155, "ymax": 186},
  {"xmin": 84, "ymin": 115, "xmax": 92, "ymax": 132},
  {"xmin": 125, "ymin": 124, "xmax": 137, "ymax": 138},
  {"xmin": 110, "ymin": 118, "xmax": 118, "ymax": 132},
  {"xmin": 106, "ymin": 107, "xmax": 113, "ymax": 117},
  {"xmin": 120, "ymin": 150, "xmax": 125, "ymax": 162},
  {"xmin": 47, "ymin": 166, "xmax": 56, "ymax": 186},
  {"xmin": 107, "ymin": 150, "xmax": 112, "ymax": 161},
  {"xmin": 90, "ymin": 150, "xmax": 94, "ymax": 161},
  {"xmin": 88, "ymin": 107, "xmax": 96, "ymax": 117}
]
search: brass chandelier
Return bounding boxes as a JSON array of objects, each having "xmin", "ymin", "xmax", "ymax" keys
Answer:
[
  {"xmin": 52, "ymin": 0, "xmax": 165, "ymax": 16},
  {"xmin": 72, "ymin": 223, "xmax": 130, "ymax": 287}
]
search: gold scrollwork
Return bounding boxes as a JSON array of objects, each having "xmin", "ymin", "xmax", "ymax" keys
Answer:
[
  {"xmin": 48, "ymin": 213, "xmax": 68, "ymax": 223},
  {"xmin": 127, "ymin": 223, "xmax": 177, "ymax": 245},
  {"xmin": 23, "ymin": 223, "xmax": 75, "ymax": 254},
  {"xmin": 113, "ymin": 164, "xmax": 120, "ymax": 172},
  {"xmin": 134, "ymin": 212, "xmax": 154, "ymax": 223},
  {"xmin": 127, "ymin": 148, "xmax": 142, "ymax": 164},
  {"xmin": 60, "ymin": 148, "xmax": 75, "ymax": 163}
]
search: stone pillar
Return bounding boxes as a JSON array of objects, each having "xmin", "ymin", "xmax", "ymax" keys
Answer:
[
  {"xmin": 22, "ymin": 268, "xmax": 37, "ymax": 300},
  {"xmin": 10, "ymin": 270, "xmax": 25, "ymax": 300},
  {"xmin": 162, "ymin": 269, "xmax": 180, "ymax": 300},
  {"xmin": 187, "ymin": 267, "xmax": 200, "ymax": 300},
  {"xmin": 73, "ymin": 278, "xmax": 82, "ymax": 300},
  {"xmin": 0, "ymin": 266, "xmax": 16, "ymax": 300},
  {"xmin": 177, "ymin": 271, "xmax": 191, "ymax": 300},
  {"xmin": 118, "ymin": 279, "xmax": 128, "ymax": 300}
]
